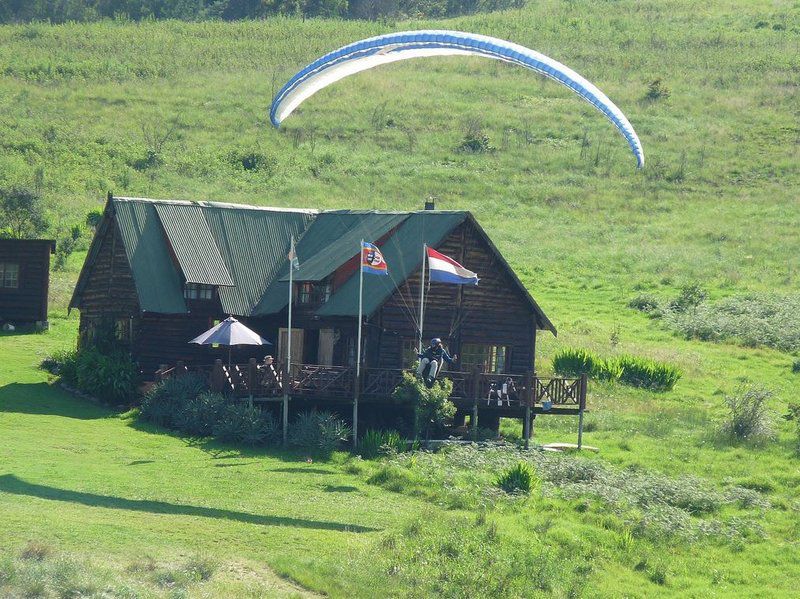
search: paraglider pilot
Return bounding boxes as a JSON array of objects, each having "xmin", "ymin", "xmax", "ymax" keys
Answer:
[{"xmin": 417, "ymin": 338, "xmax": 457, "ymax": 387}]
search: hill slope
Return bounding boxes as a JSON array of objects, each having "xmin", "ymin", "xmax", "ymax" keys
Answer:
[{"xmin": 1, "ymin": 1, "xmax": 799, "ymax": 596}]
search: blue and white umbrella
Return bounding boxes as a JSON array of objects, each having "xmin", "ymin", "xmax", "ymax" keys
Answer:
[{"xmin": 189, "ymin": 316, "xmax": 271, "ymax": 366}]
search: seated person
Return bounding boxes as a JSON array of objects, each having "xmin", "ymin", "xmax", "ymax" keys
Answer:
[{"xmin": 416, "ymin": 338, "xmax": 457, "ymax": 387}]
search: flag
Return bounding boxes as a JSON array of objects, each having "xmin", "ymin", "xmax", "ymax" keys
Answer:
[
  {"xmin": 427, "ymin": 247, "xmax": 479, "ymax": 285},
  {"xmin": 288, "ymin": 236, "xmax": 299, "ymax": 270},
  {"xmin": 361, "ymin": 241, "xmax": 388, "ymax": 275}
]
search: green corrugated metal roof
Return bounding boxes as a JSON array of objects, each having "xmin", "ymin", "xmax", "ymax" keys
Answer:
[
  {"xmin": 154, "ymin": 203, "xmax": 233, "ymax": 287},
  {"xmin": 113, "ymin": 197, "xmax": 314, "ymax": 317},
  {"xmin": 316, "ymin": 211, "xmax": 469, "ymax": 318},
  {"xmin": 200, "ymin": 202, "xmax": 314, "ymax": 316},
  {"xmin": 279, "ymin": 212, "xmax": 409, "ymax": 282},
  {"xmin": 113, "ymin": 199, "xmax": 187, "ymax": 314}
]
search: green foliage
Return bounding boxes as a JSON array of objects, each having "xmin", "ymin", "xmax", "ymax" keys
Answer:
[
  {"xmin": 457, "ymin": 120, "xmax": 495, "ymax": 153},
  {"xmin": 663, "ymin": 293, "xmax": 800, "ymax": 352},
  {"xmin": 616, "ymin": 355, "xmax": 682, "ymax": 391},
  {"xmin": 628, "ymin": 292, "xmax": 662, "ymax": 315},
  {"xmin": 786, "ymin": 402, "xmax": 800, "ymax": 453},
  {"xmin": 496, "ymin": 462, "xmax": 535, "ymax": 494},
  {"xmin": 0, "ymin": 186, "xmax": 48, "ymax": 239},
  {"xmin": 212, "ymin": 403, "xmax": 278, "ymax": 446},
  {"xmin": 644, "ymin": 78, "xmax": 671, "ymax": 102},
  {"xmin": 288, "ymin": 410, "xmax": 351, "ymax": 454},
  {"xmin": 551, "ymin": 348, "xmax": 622, "ymax": 381},
  {"xmin": 56, "ymin": 347, "xmax": 139, "ymax": 405},
  {"xmin": 139, "ymin": 373, "xmax": 207, "ymax": 428},
  {"xmin": 359, "ymin": 429, "xmax": 406, "ymax": 459},
  {"xmin": 174, "ymin": 391, "xmax": 228, "ymax": 437},
  {"xmin": 792, "ymin": 359, "xmax": 800, "ymax": 374},
  {"xmin": 668, "ymin": 283, "xmax": 708, "ymax": 313},
  {"xmin": 392, "ymin": 371, "xmax": 455, "ymax": 440},
  {"xmin": 721, "ymin": 385, "xmax": 774, "ymax": 443}
]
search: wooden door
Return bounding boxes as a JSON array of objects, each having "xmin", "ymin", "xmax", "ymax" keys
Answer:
[
  {"xmin": 278, "ymin": 328, "xmax": 304, "ymax": 367},
  {"xmin": 317, "ymin": 328, "xmax": 335, "ymax": 366}
]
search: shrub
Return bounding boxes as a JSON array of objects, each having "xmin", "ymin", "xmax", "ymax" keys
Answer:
[
  {"xmin": 784, "ymin": 402, "xmax": 800, "ymax": 452},
  {"xmin": 552, "ymin": 348, "xmax": 621, "ymax": 381},
  {"xmin": 457, "ymin": 120, "xmax": 494, "ymax": 153},
  {"xmin": 173, "ymin": 391, "xmax": 228, "ymax": 437},
  {"xmin": 644, "ymin": 78, "xmax": 670, "ymax": 102},
  {"xmin": 139, "ymin": 374, "xmax": 207, "ymax": 428},
  {"xmin": 668, "ymin": 283, "xmax": 707, "ymax": 313},
  {"xmin": 55, "ymin": 347, "xmax": 139, "ymax": 406},
  {"xmin": 792, "ymin": 359, "xmax": 800, "ymax": 374},
  {"xmin": 628, "ymin": 293, "xmax": 662, "ymax": 315},
  {"xmin": 392, "ymin": 372, "xmax": 455, "ymax": 440},
  {"xmin": 616, "ymin": 355, "xmax": 681, "ymax": 391},
  {"xmin": 497, "ymin": 462, "xmax": 535, "ymax": 494},
  {"xmin": 360, "ymin": 429, "xmax": 406, "ymax": 459},
  {"xmin": 212, "ymin": 404, "xmax": 278, "ymax": 446},
  {"xmin": 721, "ymin": 385, "xmax": 774, "ymax": 443},
  {"xmin": 288, "ymin": 411, "xmax": 351, "ymax": 453}
]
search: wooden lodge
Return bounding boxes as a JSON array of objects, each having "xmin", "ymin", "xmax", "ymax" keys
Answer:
[
  {"xmin": 70, "ymin": 195, "xmax": 586, "ymax": 440},
  {"xmin": 0, "ymin": 238, "xmax": 55, "ymax": 327}
]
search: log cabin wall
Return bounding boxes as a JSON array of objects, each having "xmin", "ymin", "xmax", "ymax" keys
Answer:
[
  {"xmin": 0, "ymin": 239, "xmax": 54, "ymax": 324},
  {"xmin": 75, "ymin": 219, "xmax": 138, "ymax": 335},
  {"xmin": 375, "ymin": 220, "xmax": 537, "ymax": 374}
]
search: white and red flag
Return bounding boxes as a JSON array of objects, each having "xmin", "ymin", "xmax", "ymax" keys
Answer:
[{"xmin": 426, "ymin": 247, "xmax": 479, "ymax": 285}]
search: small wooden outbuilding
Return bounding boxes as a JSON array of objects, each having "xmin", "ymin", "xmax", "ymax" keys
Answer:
[{"xmin": 0, "ymin": 239, "xmax": 55, "ymax": 327}]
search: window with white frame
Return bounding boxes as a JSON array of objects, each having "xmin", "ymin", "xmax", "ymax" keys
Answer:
[
  {"xmin": 0, "ymin": 263, "xmax": 19, "ymax": 289},
  {"xmin": 184, "ymin": 283, "xmax": 214, "ymax": 301}
]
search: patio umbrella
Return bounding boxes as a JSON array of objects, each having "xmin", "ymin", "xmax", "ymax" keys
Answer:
[{"xmin": 189, "ymin": 316, "xmax": 271, "ymax": 366}]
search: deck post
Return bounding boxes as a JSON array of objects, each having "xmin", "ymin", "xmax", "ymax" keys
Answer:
[
  {"xmin": 282, "ymin": 362, "xmax": 289, "ymax": 446},
  {"xmin": 523, "ymin": 370, "xmax": 533, "ymax": 450},
  {"xmin": 471, "ymin": 365, "xmax": 481, "ymax": 441},
  {"xmin": 247, "ymin": 358, "xmax": 257, "ymax": 408},
  {"xmin": 577, "ymin": 372, "xmax": 588, "ymax": 450}
]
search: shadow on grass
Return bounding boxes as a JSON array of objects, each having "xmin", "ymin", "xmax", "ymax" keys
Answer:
[
  {"xmin": 0, "ymin": 474, "xmax": 378, "ymax": 533},
  {"xmin": 323, "ymin": 485, "xmax": 359, "ymax": 493},
  {"xmin": 272, "ymin": 467, "xmax": 336, "ymax": 475},
  {"xmin": 0, "ymin": 383, "xmax": 109, "ymax": 420}
]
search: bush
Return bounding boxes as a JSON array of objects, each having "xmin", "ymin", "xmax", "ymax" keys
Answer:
[
  {"xmin": 786, "ymin": 402, "xmax": 800, "ymax": 452},
  {"xmin": 173, "ymin": 391, "xmax": 228, "ymax": 437},
  {"xmin": 628, "ymin": 293, "xmax": 662, "ymax": 315},
  {"xmin": 212, "ymin": 403, "xmax": 278, "ymax": 446},
  {"xmin": 616, "ymin": 355, "xmax": 682, "ymax": 391},
  {"xmin": 552, "ymin": 348, "xmax": 621, "ymax": 381},
  {"xmin": 392, "ymin": 372, "xmax": 455, "ymax": 440},
  {"xmin": 721, "ymin": 385, "xmax": 774, "ymax": 443},
  {"xmin": 360, "ymin": 429, "xmax": 406, "ymax": 459},
  {"xmin": 55, "ymin": 347, "xmax": 139, "ymax": 406},
  {"xmin": 668, "ymin": 283, "xmax": 707, "ymax": 313},
  {"xmin": 662, "ymin": 293, "xmax": 800, "ymax": 352},
  {"xmin": 288, "ymin": 411, "xmax": 351, "ymax": 453},
  {"xmin": 792, "ymin": 359, "xmax": 800, "ymax": 374},
  {"xmin": 139, "ymin": 374, "xmax": 207, "ymax": 428},
  {"xmin": 497, "ymin": 462, "xmax": 535, "ymax": 494}
]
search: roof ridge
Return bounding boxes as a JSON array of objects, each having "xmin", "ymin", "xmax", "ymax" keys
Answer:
[{"xmin": 113, "ymin": 196, "xmax": 317, "ymax": 214}]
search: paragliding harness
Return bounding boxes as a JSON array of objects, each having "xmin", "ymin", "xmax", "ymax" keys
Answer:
[{"xmin": 417, "ymin": 339, "xmax": 455, "ymax": 389}]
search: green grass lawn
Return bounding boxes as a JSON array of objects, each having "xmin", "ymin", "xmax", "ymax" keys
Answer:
[{"xmin": 1, "ymin": 0, "xmax": 800, "ymax": 596}]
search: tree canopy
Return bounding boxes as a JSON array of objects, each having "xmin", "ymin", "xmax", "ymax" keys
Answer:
[
  {"xmin": 0, "ymin": 0, "xmax": 524, "ymax": 23},
  {"xmin": 0, "ymin": 187, "xmax": 49, "ymax": 239}
]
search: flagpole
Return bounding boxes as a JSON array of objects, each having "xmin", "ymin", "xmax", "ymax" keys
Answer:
[
  {"xmin": 354, "ymin": 240, "xmax": 364, "ymax": 448},
  {"xmin": 418, "ymin": 243, "xmax": 426, "ymax": 353},
  {"xmin": 283, "ymin": 235, "xmax": 294, "ymax": 446}
]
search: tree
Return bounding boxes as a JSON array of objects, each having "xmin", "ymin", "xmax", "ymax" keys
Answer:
[
  {"xmin": 0, "ymin": 187, "xmax": 49, "ymax": 239},
  {"xmin": 392, "ymin": 371, "xmax": 455, "ymax": 441}
]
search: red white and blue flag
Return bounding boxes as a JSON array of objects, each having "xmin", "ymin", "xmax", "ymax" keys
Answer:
[
  {"xmin": 427, "ymin": 247, "xmax": 479, "ymax": 285},
  {"xmin": 361, "ymin": 241, "xmax": 388, "ymax": 275}
]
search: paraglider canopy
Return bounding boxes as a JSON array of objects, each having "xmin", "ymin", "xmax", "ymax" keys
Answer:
[{"xmin": 270, "ymin": 30, "xmax": 644, "ymax": 168}]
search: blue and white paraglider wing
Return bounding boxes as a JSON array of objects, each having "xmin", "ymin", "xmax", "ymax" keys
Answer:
[{"xmin": 270, "ymin": 30, "xmax": 644, "ymax": 168}]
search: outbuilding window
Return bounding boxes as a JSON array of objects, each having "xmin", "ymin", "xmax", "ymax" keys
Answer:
[
  {"xmin": 184, "ymin": 283, "xmax": 214, "ymax": 301},
  {"xmin": 0, "ymin": 263, "xmax": 19, "ymax": 289},
  {"xmin": 297, "ymin": 280, "xmax": 332, "ymax": 305},
  {"xmin": 461, "ymin": 343, "xmax": 508, "ymax": 374}
]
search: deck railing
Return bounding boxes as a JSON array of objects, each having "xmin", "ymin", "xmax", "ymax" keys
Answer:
[{"xmin": 155, "ymin": 360, "xmax": 587, "ymax": 412}]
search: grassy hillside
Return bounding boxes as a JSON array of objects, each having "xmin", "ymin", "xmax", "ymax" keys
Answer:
[{"xmin": 1, "ymin": 0, "xmax": 800, "ymax": 596}]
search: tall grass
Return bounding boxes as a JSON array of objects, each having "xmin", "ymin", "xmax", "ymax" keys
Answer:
[{"xmin": 552, "ymin": 348, "xmax": 681, "ymax": 391}]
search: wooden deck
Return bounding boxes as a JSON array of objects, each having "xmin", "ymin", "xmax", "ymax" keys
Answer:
[{"xmin": 157, "ymin": 359, "xmax": 587, "ymax": 416}]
